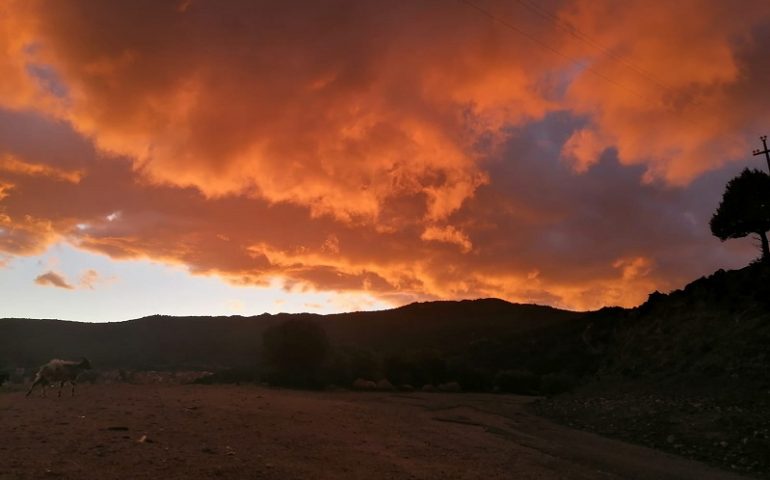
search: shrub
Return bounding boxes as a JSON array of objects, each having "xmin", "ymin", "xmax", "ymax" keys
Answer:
[
  {"xmin": 447, "ymin": 360, "xmax": 493, "ymax": 391},
  {"xmin": 384, "ymin": 354, "xmax": 415, "ymax": 386},
  {"xmin": 539, "ymin": 372, "xmax": 578, "ymax": 395},
  {"xmin": 438, "ymin": 381, "xmax": 461, "ymax": 392},
  {"xmin": 352, "ymin": 378, "xmax": 377, "ymax": 390},
  {"xmin": 345, "ymin": 347, "xmax": 380, "ymax": 381},
  {"xmin": 494, "ymin": 369, "xmax": 539, "ymax": 394},
  {"xmin": 262, "ymin": 319, "xmax": 329, "ymax": 388},
  {"xmin": 195, "ymin": 367, "xmax": 260, "ymax": 385}
]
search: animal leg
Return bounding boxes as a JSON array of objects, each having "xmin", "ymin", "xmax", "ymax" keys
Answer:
[
  {"xmin": 26, "ymin": 376, "xmax": 45, "ymax": 398},
  {"xmin": 58, "ymin": 380, "xmax": 65, "ymax": 398},
  {"xmin": 70, "ymin": 380, "xmax": 76, "ymax": 397}
]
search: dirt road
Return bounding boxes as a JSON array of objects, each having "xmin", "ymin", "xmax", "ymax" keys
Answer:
[{"xmin": 0, "ymin": 385, "xmax": 751, "ymax": 479}]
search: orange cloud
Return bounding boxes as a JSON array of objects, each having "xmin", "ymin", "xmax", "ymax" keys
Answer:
[
  {"xmin": 421, "ymin": 225, "xmax": 473, "ymax": 253},
  {"xmin": 0, "ymin": 1, "xmax": 767, "ymax": 312},
  {"xmin": 561, "ymin": 128, "xmax": 610, "ymax": 173},
  {"xmin": 0, "ymin": 1, "xmax": 555, "ymax": 226},
  {"xmin": 0, "ymin": 180, "xmax": 12, "ymax": 200},
  {"xmin": 0, "ymin": 212, "xmax": 61, "ymax": 255},
  {"xmin": 0, "ymin": 154, "xmax": 83, "ymax": 183},
  {"xmin": 34, "ymin": 270, "xmax": 74, "ymax": 289},
  {"xmin": 3, "ymin": 1, "xmax": 766, "ymax": 199},
  {"xmin": 78, "ymin": 268, "xmax": 113, "ymax": 290},
  {"xmin": 558, "ymin": 0, "xmax": 770, "ymax": 183}
]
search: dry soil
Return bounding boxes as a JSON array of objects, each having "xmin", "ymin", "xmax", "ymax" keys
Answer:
[{"xmin": 0, "ymin": 385, "xmax": 752, "ymax": 480}]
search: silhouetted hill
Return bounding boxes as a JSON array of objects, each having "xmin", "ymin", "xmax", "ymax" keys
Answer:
[
  {"xmin": 0, "ymin": 314, "xmax": 277, "ymax": 370},
  {"xmin": 537, "ymin": 262, "xmax": 770, "ymax": 478},
  {"xmin": 323, "ymin": 298, "xmax": 580, "ymax": 352},
  {"xmin": 4, "ymin": 263, "xmax": 767, "ymax": 387},
  {"xmin": 0, "ymin": 298, "xmax": 582, "ymax": 371},
  {"xmin": 583, "ymin": 261, "xmax": 770, "ymax": 386}
]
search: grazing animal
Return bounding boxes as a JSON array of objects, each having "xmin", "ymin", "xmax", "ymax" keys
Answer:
[{"xmin": 26, "ymin": 358, "xmax": 92, "ymax": 398}]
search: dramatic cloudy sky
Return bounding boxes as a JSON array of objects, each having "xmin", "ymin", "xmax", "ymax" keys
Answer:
[{"xmin": 1, "ymin": 0, "xmax": 768, "ymax": 321}]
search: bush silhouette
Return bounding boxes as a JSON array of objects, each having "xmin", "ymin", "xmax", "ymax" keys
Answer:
[
  {"xmin": 262, "ymin": 319, "xmax": 329, "ymax": 388},
  {"xmin": 493, "ymin": 369, "xmax": 539, "ymax": 394},
  {"xmin": 319, "ymin": 346, "xmax": 380, "ymax": 387},
  {"xmin": 539, "ymin": 372, "xmax": 578, "ymax": 395},
  {"xmin": 710, "ymin": 168, "xmax": 770, "ymax": 262}
]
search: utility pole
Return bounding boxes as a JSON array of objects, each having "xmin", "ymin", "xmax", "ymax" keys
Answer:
[{"xmin": 753, "ymin": 135, "xmax": 770, "ymax": 173}]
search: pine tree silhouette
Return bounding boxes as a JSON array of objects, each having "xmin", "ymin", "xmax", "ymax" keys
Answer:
[{"xmin": 710, "ymin": 168, "xmax": 770, "ymax": 261}]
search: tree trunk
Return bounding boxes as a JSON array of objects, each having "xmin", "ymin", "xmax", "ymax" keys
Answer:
[{"xmin": 760, "ymin": 230, "xmax": 770, "ymax": 262}]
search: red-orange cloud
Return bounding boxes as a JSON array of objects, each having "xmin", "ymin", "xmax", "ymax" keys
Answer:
[
  {"xmin": 0, "ymin": 1, "xmax": 768, "ymax": 311},
  {"xmin": 0, "ymin": 154, "xmax": 83, "ymax": 183}
]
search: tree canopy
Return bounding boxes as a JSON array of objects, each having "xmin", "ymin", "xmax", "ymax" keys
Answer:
[
  {"xmin": 710, "ymin": 168, "xmax": 770, "ymax": 261},
  {"xmin": 262, "ymin": 319, "xmax": 329, "ymax": 387}
]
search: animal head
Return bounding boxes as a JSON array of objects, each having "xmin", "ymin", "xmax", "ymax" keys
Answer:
[{"xmin": 79, "ymin": 358, "xmax": 92, "ymax": 370}]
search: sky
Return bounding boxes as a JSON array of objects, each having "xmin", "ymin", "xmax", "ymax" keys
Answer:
[{"xmin": 1, "ymin": 0, "xmax": 769, "ymax": 322}]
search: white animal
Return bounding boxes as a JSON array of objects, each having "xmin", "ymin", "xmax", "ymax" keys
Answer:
[{"xmin": 26, "ymin": 358, "xmax": 92, "ymax": 398}]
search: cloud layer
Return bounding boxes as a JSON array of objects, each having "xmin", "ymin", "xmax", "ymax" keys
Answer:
[
  {"xmin": 34, "ymin": 270, "xmax": 73, "ymax": 289},
  {"xmin": 1, "ymin": 0, "xmax": 768, "ymax": 311}
]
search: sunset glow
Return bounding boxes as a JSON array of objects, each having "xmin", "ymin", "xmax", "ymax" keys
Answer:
[{"xmin": 1, "ymin": 0, "xmax": 768, "ymax": 320}]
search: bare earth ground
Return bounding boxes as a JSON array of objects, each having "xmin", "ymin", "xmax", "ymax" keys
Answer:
[{"xmin": 0, "ymin": 385, "xmax": 752, "ymax": 480}]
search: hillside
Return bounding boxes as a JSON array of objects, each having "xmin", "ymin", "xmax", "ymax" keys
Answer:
[
  {"xmin": 0, "ymin": 298, "xmax": 582, "ymax": 371},
  {"xmin": 585, "ymin": 261, "xmax": 770, "ymax": 385},
  {"xmin": 3, "ymin": 263, "xmax": 767, "ymax": 386},
  {"xmin": 324, "ymin": 299, "xmax": 581, "ymax": 352},
  {"xmin": 537, "ymin": 261, "xmax": 770, "ymax": 478}
]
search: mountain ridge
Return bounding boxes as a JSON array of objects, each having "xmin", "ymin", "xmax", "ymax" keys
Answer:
[
  {"xmin": 0, "ymin": 297, "xmax": 582, "ymax": 370},
  {"xmin": 3, "ymin": 263, "xmax": 768, "ymax": 389}
]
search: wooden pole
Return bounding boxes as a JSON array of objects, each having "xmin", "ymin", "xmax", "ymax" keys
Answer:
[{"xmin": 752, "ymin": 135, "xmax": 770, "ymax": 173}]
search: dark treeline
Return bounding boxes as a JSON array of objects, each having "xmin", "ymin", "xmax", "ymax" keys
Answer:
[
  {"xmin": 200, "ymin": 260, "xmax": 770, "ymax": 398},
  {"xmin": 204, "ymin": 311, "xmax": 614, "ymax": 395}
]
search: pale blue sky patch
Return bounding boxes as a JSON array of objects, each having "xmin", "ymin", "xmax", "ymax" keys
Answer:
[{"xmin": 25, "ymin": 63, "xmax": 70, "ymax": 100}]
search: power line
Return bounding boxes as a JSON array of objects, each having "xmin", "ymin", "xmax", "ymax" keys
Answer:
[
  {"xmin": 514, "ymin": 0, "xmax": 674, "ymax": 95},
  {"xmin": 459, "ymin": 0, "xmax": 656, "ymax": 103}
]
